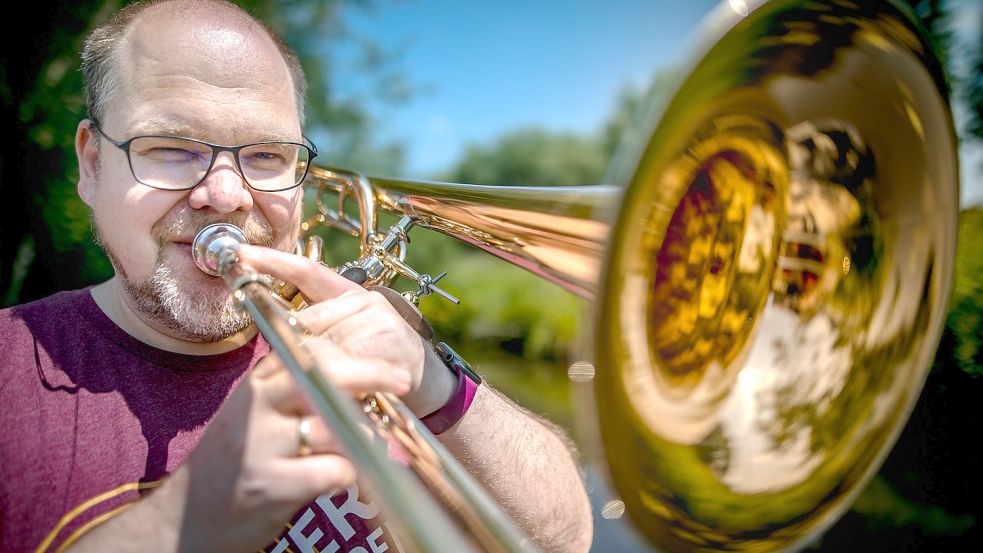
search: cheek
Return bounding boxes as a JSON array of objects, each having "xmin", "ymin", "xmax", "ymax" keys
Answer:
[
  {"xmin": 91, "ymin": 177, "xmax": 179, "ymax": 280},
  {"xmin": 261, "ymin": 189, "xmax": 304, "ymax": 247}
]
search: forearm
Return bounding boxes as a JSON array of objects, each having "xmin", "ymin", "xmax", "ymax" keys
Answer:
[{"xmin": 438, "ymin": 384, "xmax": 593, "ymax": 553}]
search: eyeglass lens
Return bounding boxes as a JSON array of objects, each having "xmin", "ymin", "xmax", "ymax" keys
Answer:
[{"xmin": 128, "ymin": 136, "xmax": 311, "ymax": 190}]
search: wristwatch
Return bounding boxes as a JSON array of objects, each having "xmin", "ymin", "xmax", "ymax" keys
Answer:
[{"xmin": 421, "ymin": 342, "xmax": 482, "ymax": 434}]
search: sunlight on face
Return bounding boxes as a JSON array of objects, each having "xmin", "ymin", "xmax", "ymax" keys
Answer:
[
  {"xmin": 92, "ymin": 163, "xmax": 278, "ymax": 340},
  {"xmin": 88, "ymin": 4, "xmax": 304, "ymax": 341}
]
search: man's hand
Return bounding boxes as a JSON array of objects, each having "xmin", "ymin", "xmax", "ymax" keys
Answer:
[
  {"xmin": 69, "ymin": 245, "xmax": 455, "ymax": 553},
  {"xmin": 170, "ymin": 340, "xmax": 408, "ymax": 551},
  {"xmin": 67, "ymin": 337, "xmax": 408, "ymax": 553},
  {"xmin": 235, "ymin": 245, "xmax": 458, "ymax": 417}
]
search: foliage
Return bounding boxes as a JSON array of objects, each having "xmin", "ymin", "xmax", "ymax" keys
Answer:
[
  {"xmin": 901, "ymin": 0, "xmax": 954, "ymax": 72},
  {"xmin": 966, "ymin": 5, "xmax": 983, "ymax": 141},
  {"xmin": 436, "ymin": 69, "xmax": 680, "ymax": 190},
  {"xmin": 0, "ymin": 1, "xmax": 116, "ymax": 304},
  {"xmin": 949, "ymin": 208, "xmax": 983, "ymax": 376},
  {"xmin": 851, "ymin": 476, "xmax": 974, "ymax": 535},
  {"xmin": 242, "ymin": 0, "xmax": 412, "ymax": 175},
  {"xmin": 415, "ymin": 241, "xmax": 587, "ymax": 361},
  {"xmin": 440, "ymin": 128, "xmax": 607, "ymax": 187}
]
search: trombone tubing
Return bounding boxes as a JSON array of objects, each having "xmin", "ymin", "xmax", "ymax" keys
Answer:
[{"xmin": 218, "ymin": 259, "xmax": 478, "ymax": 553}]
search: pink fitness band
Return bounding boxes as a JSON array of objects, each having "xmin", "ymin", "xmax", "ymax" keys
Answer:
[{"xmin": 421, "ymin": 342, "xmax": 481, "ymax": 435}]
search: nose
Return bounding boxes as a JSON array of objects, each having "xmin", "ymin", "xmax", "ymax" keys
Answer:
[{"xmin": 186, "ymin": 151, "xmax": 254, "ymax": 213}]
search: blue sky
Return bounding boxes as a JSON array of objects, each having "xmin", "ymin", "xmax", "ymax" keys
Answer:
[
  {"xmin": 337, "ymin": 0, "xmax": 982, "ymax": 206},
  {"xmin": 339, "ymin": 0, "xmax": 719, "ymax": 174}
]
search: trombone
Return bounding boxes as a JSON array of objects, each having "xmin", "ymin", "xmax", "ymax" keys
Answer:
[{"xmin": 198, "ymin": 0, "xmax": 960, "ymax": 551}]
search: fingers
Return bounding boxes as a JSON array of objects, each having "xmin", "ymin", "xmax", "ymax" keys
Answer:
[
  {"xmin": 235, "ymin": 244, "xmax": 362, "ymax": 303},
  {"xmin": 294, "ymin": 290, "xmax": 407, "ymax": 345},
  {"xmin": 293, "ymin": 291, "xmax": 376, "ymax": 336},
  {"xmin": 293, "ymin": 413, "xmax": 339, "ymax": 456},
  {"xmin": 256, "ymin": 339, "xmax": 412, "ymax": 415},
  {"xmin": 270, "ymin": 455, "xmax": 358, "ymax": 502},
  {"xmin": 235, "ymin": 244, "xmax": 423, "ymax": 391},
  {"xmin": 308, "ymin": 337, "xmax": 413, "ymax": 396},
  {"xmin": 252, "ymin": 356, "xmax": 311, "ymax": 415}
]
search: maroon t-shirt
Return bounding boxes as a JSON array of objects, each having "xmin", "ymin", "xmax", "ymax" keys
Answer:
[{"xmin": 0, "ymin": 289, "xmax": 401, "ymax": 553}]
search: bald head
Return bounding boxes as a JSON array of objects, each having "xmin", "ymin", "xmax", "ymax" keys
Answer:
[{"xmin": 82, "ymin": 0, "xmax": 307, "ymax": 128}]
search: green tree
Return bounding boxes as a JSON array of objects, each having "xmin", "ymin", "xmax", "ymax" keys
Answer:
[
  {"xmin": 902, "ymin": 0, "xmax": 954, "ymax": 69},
  {"xmin": 441, "ymin": 128, "xmax": 606, "ymax": 187},
  {"xmin": 949, "ymin": 208, "xmax": 983, "ymax": 376},
  {"xmin": 1, "ymin": 1, "xmax": 109, "ymax": 306},
  {"xmin": 245, "ymin": 0, "xmax": 412, "ymax": 176},
  {"xmin": 965, "ymin": 5, "xmax": 983, "ymax": 141}
]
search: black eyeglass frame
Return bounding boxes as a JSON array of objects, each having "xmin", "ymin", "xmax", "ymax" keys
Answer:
[{"xmin": 88, "ymin": 120, "xmax": 318, "ymax": 192}]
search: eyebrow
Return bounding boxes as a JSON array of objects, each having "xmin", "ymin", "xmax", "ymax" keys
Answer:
[{"xmin": 128, "ymin": 117, "xmax": 300, "ymax": 143}]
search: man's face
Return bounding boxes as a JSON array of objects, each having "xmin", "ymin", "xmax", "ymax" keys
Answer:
[{"xmin": 77, "ymin": 8, "xmax": 304, "ymax": 341}]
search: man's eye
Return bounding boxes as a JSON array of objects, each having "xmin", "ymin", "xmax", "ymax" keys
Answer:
[
  {"xmin": 243, "ymin": 150, "xmax": 292, "ymax": 171},
  {"xmin": 250, "ymin": 151, "xmax": 287, "ymax": 162},
  {"xmin": 141, "ymin": 147, "xmax": 202, "ymax": 162}
]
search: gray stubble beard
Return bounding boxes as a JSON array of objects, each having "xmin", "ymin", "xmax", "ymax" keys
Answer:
[
  {"xmin": 92, "ymin": 203, "xmax": 277, "ymax": 343},
  {"xmin": 123, "ymin": 255, "xmax": 254, "ymax": 342}
]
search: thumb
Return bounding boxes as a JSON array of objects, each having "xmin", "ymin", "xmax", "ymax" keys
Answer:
[{"xmin": 235, "ymin": 244, "xmax": 363, "ymax": 303}]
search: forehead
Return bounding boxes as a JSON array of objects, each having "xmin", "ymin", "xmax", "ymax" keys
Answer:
[{"xmin": 107, "ymin": 4, "xmax": 300, "ymax": 142}]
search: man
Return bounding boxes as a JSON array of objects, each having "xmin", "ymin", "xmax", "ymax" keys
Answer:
[{"xmin": 0, "ymin": 1, "xmax": 593, "ymax": 552}]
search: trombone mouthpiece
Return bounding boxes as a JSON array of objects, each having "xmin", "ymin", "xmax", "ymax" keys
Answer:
[{"xmin": 192, "ymin": 223, "xmax": 248, "ymax": 276}]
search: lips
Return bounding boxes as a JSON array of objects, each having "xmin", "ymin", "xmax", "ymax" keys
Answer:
[{"xmin": 163, "ymin": 240, "xmax": 195, "ymax": 263}]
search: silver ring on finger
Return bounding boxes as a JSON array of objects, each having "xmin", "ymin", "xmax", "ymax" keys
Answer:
[{"xmin": 297, "ymin": 416, "xmax": 313, "ymax": 457}]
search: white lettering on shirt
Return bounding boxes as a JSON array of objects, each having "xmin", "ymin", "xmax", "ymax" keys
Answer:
[
  {"xmin": 346, "ymin": 527, "xmax": 390, "ymax": 553},
  {"xmin": 273, "ymin": 482, "xmax": 395, "ymax": 552},
  {"xmin": 289, "ymin": 508, "xmax": 339, "ymax": 553},
  {"xmin": 315, "ymin": 483, "xmax": 380, "ymax": 541}
]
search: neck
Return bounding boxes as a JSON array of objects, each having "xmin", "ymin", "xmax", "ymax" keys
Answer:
[{"xmin": 91, "ymin": 278, "xmax": 257, "ymax": 356}]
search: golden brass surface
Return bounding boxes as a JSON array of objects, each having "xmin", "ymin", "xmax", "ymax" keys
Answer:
[
  {"xmin": 298, "ymin": 0, "xmax": 958, "ymax": 551},
  {"xmin": 594, "ymin": 1, "xmax": 957, "ymax": 550},
  {"xmin": 306, "ymin": 166, "xmax": 617, "ymax": 297}
]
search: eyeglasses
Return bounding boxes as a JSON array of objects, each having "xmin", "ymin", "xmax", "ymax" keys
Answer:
[{"xmin": 89, "ymin": 121, "xmax": 317, "ymax": 192}]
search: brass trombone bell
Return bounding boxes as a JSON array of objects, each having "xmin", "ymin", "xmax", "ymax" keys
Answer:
[{"xmin": 299, "ymin": 0, "xmax": 958, "ymax": 550}]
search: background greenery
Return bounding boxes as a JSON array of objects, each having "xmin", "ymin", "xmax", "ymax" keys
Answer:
[{"xmin": 1, "ymin": 0, "xmax": 980, "ymax": 551}]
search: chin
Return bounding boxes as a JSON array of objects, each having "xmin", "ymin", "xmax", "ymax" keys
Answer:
[
  {"xmin": 95, "ymin": 211, "xmax": 261, "ymax": 342},
  {"xmin": 124, "ymin": 251, "xmax": 254, "ymax": 342},
  {"xmin": 162, "ymin": 273, "xmax": 253, "ymax": 341}
]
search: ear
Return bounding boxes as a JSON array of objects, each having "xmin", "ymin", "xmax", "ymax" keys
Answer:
[{"xmin": 75, "ymin": 120, "xmax": 99, "ymax": 207}]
